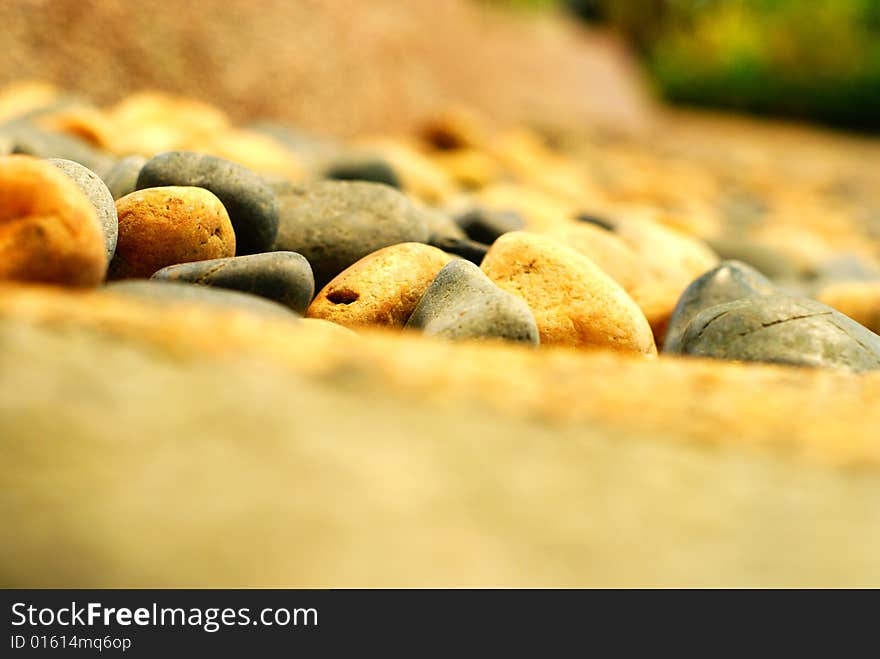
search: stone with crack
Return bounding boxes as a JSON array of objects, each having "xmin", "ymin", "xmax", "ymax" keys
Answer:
[
  {"xmin": 677, "ymin": 295, "xmax": 880, "ymax": 372},
  {"xmin": 664, "ymin": 261, "xmax": 780, "ymax": 353}
]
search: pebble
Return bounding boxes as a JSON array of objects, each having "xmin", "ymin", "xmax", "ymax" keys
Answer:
[
  {"xmin": 152, "ymin": 252, "xmax": 314, "ymax": 315},
  {"xmin": 481, "ymin": 232, "xmax": 656, "ymax": 354},
  {"xmin": 454, "ymin": 207, "xmax": 524, "ymax": 244},
  {"xmin": 136, "ymin": 151, "xmax": 279, "ymax": 255},
  {"xmin": 307, "ymin": 243, "xmax": 451, "ymax": 328},
  {"xmin": 103, "ymin": 280, "xmax": 297, "ymax": 318},
  {"xmin": 2, "ymin": 121, "xmax": 114, "ymax": 177},
  {"xmin": 423, "ymin": 207, "xmax": 467, "ymax": 242},
  {"xmin": 272, "ymin": 180, "xmax": 430, "ymax": 289},
  {"xmin": 704, "ymin": 237, "xmax": 802, "ymax": 281},
  {"xmin": 406, "ymin": 259, "xmax": 538, "ymax": 344},
  {"xmin": 0, "ymin": 155, "xmax": 106, "ymax": 286},
  {"xmin": 323, "ymin": 157, "xmax": 401, "ymax": 188},
  {"xmin": 428, "ymin": 235, "xmax": 489, "ymax": 265},
  {"xmin": 663, "ymin": 261, "xmax": 779, "ymax": 353},
  {"xmin": 676, "ymin": 295, "xmax": 880, "ymax": 372},
  {"xmin": 102, "ymin": 155, "xmax": 146, "ymax": 200},
  {"xmin": 537, "ymin": 222, "xmax": 645, "ymax": 292},
  {"xmin": 49, "ymin": 158, "xmax": 118, "ymax": 261},
  {"xmin": 110, "ymin": 186, "xmax": 236, "ymax": 279}
]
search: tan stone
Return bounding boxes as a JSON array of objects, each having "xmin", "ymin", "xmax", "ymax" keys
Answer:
[
  {"xmin": 537, "ymin": 222, "xmax": 646, "ymax": 292},
  {"xmin": 105, "ymin": 91, "xmax": 230, "ymax": 156},
  {"xmin": 36, "ymin": 106, "xmax": 117, "ymax": 149},
  {"xmin": 430, "ymin": 148, "xmax": 501, "ymax": 189},
  {"xmin": 183, "ymin": 129, "xmax": 304, "ymax": 181},
  {"xmin": 307, "ymin": 242, "xmax": 451, "ymax": 328},
  {"xmin": 0, "ymin": 155, "xmax": 106, "ymax": 286},
  {"xmin": 481, "ymin": 231, "xmax": 656, "ymax": 354},
  {"xmin": 613, "ymin": 212, "xmax": 719, "ymax": 291},
  {"xmin": 817, "ymin": 281, "xmax": 880, "ymax": 335},
  {"xmin": 476, "ymin": 182, "xmax": 575, "ymax": 231},
  {"xmin": 110, "ymin": 186, "xmax": 235, "ymax": 279}
]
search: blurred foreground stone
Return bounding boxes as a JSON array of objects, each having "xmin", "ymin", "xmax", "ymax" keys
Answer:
[{"xmin": 1, "ymin": 283, "xmax": 879, "ymax": 587}]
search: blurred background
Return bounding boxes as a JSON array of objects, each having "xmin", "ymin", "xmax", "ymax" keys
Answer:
[
  {"xmin": 3, "ymin": 0, "xmax": 878, "ymax": 134},
  {"xmin": 500, "ymin": 0, "xmax": 880, "ymax": 132}
]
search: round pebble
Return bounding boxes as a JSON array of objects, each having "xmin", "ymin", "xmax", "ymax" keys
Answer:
[
  {"xmin": 0, "ymin": 155, "xmax": 106, "ymax": 286},
  {"xmin": 428, "ymin": 235, "xmax": 489, "ymax": 265},
  {"xmin": 481, "ymin": 231, "xmax": 656, "ymax": 354},
  {"xmin": 323, "ymin": 157, "xmax": 401, "ymax": 188},
  {"xmin": 110, "ymin": 186, "xmax": 236, "ymax": 279},
  {"xmin": 136, "ymin": 151, "xmax": 279, "ymax": 255},
  {"xmin": 102, "ymin": 155, "xmax": 146, "ymax": 200},
  {"xmin": 664, "ymin": 260, "xmax": 779, "ymax": 353},
  {"xmin": 677, "ymin": 295, "xmax": 880, "ymax": 372},
  {"xmin": 272, "ymin": 180, "xmax": 430, "ymax": 290},
  {"xmin": 151, "ymin": 252, "xmax": 314, "ymax": 315},
  {"xmin": 454, "ymin": 207, "xmax": 524, "ymax": 244},
  {"xmin": 307, "ymin": 242, "xmax": 451, "ymax": 328},
  {"xmin": 406, "ymin": 259, "xmax": 539, "ymax": 345},
  {"xmin": 49, "ymin": 158, "xmax": 118, "ymax": 261}
]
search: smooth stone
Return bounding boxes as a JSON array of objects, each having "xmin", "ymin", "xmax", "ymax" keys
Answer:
[
  {"xmin": 704, "ymin": 237, "xmax": 802, "ymax": 281},
  {"xmin": 102, "ymin": 155, "xmax": 146, "ymax": 200},
  {"xmin": 307, "ymin": 243, "xmax": 451, "ymax": 328},
  {"xmin": 424, "ymin": 207, "xmax": 466, "ymax": 242},
  {"xmin": 677, "ymin": 296, "xmax": 880, "ymax": 372},
  {"xmin": 663, "ymin": 261, "xmax": 779, "ymax": 354},
  {"xmin": 3, "ymin": 121, "xmax": 114, "ymax": 177},
  {"xmin": 49, "ymin": 158, "xmax": 118, "ymax": 261},
  {"xmin": 574, "ymin": 211, "xmax": 616, "ymax": 232},
  {"xmin": 103, "ymin": 280, "xmax": 297, "ymax": 318},
  {"xmin": 406, "ymin": 259, "xmax": 538, "ymax": 345},
  {"xmin": 272, "ymin": 180, "xmax": 430, "ymax": 290},
  {"xmin": 808, "ymin": 255, "xmax": 880, "ymax": 285},
  {"xmin": 428, "ymin": 235, "xmax": 489, "ymax": 265},
  {"xmin": 454, "ymin": 207, "xmax": 524, "ymax": 244},
  {"xmin": 323, "ymin": 157, "xmax": 400, "ymax": 188},
  {"xmin": 110, "ymin": 186, "xmax": 236, "ymax": 279},
  {"xmin": 0, "ymin": 155, "xmax": 106, "ymax": 286},
  {"xmin": 481, "ymin": 232, "xmax": 656, "ymax": 354},
  {"xmin": 136, "ymin": 151, "xmax": 279, "ymax": 255},
  {"xmin": 152, "ymin": 252, "xmax": 314, "ymax": 315},
  {"xmin": 537, "ymin": 222, "xmax": 645, "ymax": 292}
]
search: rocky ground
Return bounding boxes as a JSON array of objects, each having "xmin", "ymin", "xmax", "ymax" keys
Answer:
[{"xmin": 2, "ymin": 3, "xmax": 880, "ymax": 586}]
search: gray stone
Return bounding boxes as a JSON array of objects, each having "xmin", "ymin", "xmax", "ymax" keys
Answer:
[
  {"xmin": 704, "ymin": 238, "xmax": 802, "ymax": 281},
  {"xmin": 664, "ymin": 260, "xmax": 778, "ymax": 353},
  {"xmin": 455, "ymin": 207, "xmax": 525, "ymax": 244},
  {"xmin": 102, "ymin": 155, "xmax": 146, "ymax": 200},
  {"xmin": 48, "ymin": 158, "xmax": 118, "ymax": 261},
  {"xmin": 2, "ymin": 121, "xmax": 115, "ymax": 177},
  {"xmin": 271, "ymin": 180, "xmax": 429, "ymax": 289},
  {"xmin": 323, "ymin": 157, "xmax": 400, "ymax": 188},
  {"xmin": 406, "ymin": 259, "xmax": 538, "ymax": 345},
  {"xmin": 151, "ymin": 252, "xmax": 315, "ymax": 314},
  {"xmin": 678, "ymin": 296, "xmax": 880, "ymax": 372},
  {"xmin": 136, "ymin": 151, "xmax": 280, "ymax": 255},
  {"xmin": 103, "ymin": 280, "xmax": 298, "ymax": 319},
  {"xmin": 573, "ymin": 212, "xmax": 616, "ymax": 232},
  {"xmin": 428, "ymin": 235, "xmax": 489, "ymax": 265},
  {"xmin": 424, "ymin": 207, "xmax": 466, "ymax": 242}
]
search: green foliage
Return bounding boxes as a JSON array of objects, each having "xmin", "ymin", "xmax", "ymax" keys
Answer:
[{"xmin": 640, "ymin": 0, "xmax": 880, "ymax": 130}]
